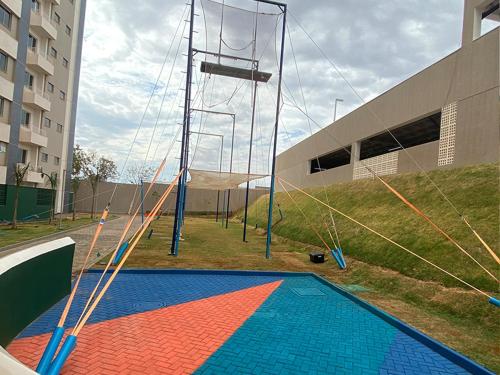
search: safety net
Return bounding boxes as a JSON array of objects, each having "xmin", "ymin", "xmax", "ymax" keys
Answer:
[{"xmin": 188, "ymin": 169, "xmax": 267, "ymax": 190}]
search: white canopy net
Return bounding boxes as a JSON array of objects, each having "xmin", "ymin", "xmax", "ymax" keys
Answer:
[{"xmin": 188, "ymin": 169, "xmax": 267, "ymax": 190}]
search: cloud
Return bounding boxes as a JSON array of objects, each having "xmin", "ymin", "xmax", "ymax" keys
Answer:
[{"xmin": 75, "ymin": 0, "xmax": 490, "ymax": 183}]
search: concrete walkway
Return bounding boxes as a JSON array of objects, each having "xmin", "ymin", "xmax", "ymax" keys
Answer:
[{"xmin": 2, "ymin": 216, "xmax": 142, "ymax": 272}]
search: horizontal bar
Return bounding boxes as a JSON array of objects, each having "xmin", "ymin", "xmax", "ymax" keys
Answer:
[
  {"xmin": 193, "ymin": 48, "xmax": 257, "ymax": 64},
  {"xmin": 190, "ymin": 131, "xmax": 224, "ymax": 138},
  {"xmin": 252, "ymin": 0, "xmax": 286, "ymax": 8},
  {"xmin": 191, "ymin": 108, "xmax": 235, "ymax": 117},
  {"xmin": 200, "ymin": 61, "xmax": 272, "ymax": 82}
]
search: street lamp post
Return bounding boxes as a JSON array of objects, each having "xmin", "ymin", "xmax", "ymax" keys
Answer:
[{"xmin": 333, "ymin": 98, "xmax": 344, "ymax": 122}]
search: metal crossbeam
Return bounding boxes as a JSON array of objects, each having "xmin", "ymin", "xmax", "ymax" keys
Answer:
[{"xmin": 200, "ymin": 61, "xmax": 272, "ymax": 82}]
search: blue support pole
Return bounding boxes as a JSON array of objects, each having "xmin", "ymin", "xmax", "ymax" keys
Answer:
[
  {"xmin": 36, "ymin": 326, "xmax": 65, "ymax": 375},
  {"xmin": 265, "ymin": 4, "xmax": 287, "ymax": 259},
  {"xmin": 141, "ymin": 179, "xmax": 144, "ymax": 224},
  {"xmin": 171, "ymin": 0, "xmax": 195, "ymax": 256},
  {"xmin": 46, "ymin": 335, "xmax": 77, "ymax": 375}
]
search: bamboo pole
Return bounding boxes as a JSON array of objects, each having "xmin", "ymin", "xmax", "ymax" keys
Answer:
[{"xmin": 72, "ymin": 169, "xmax": 183, "ymax": 336}]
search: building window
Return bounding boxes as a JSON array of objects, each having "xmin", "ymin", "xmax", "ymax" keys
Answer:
[
  {"xmin": 0, "ymin": 141, "xmax": 6, "ymax": 153},
  {"xmin": 359, "ymin": 112, "xmax": 441, "ymax": 160},
  {"xmin": 25, "ymin": 71, "xmax": 34, "ymax": 89},
  {"xmin": 62, "ymin": 58, "xmax": 69, "ymax": 68},
  {"xmin": 0, "ymin": 96, "xmax": 4, "ymax": 116},
  {"xmin": 0, "ymin": 4, "xmax": 11, "ymax": 30},
  {"xmin": 0, "ymin": 51, "xmax": 7, "ymax": 71},
  {"xmin": 41, "ymin": 152, "xmax": 48, "ymax": 162},
  {"xmin": 43, "ymin": 117, "xmax": 51, "ymax": 127},
  {"xmin": 31, "ymin": 0, "xmax": 40, "ymax": 13},
  {"xmin": 28, "ymin": 34, "xmax": 37, "ymax": 50},
  {"xmin": 21, "ymin": 149, "xmax": 28, "ymax": 164},
  {"xmin": 47, "ymin": 82, "xmax": 54, "ymax": 92},
  {"xmin": 56, "ymin": 123, "xmax": 63, "ymax": 133},
  {"xmin": 22, "ymin": 110, "xmax": 31, "ymax": 125},
  {"xmin": 310, "ymin": 146, "xmax": 352, "ymax": 174},
  {"xmin": 59, "ymin": 90, "xmax": 66, "ymax": 100},
  {"xmin": 53, "ymin": 11, "xmax": 60, "ymax": 24},
  {"xmin": 65, "ymin": 25, "xmax": 71, "ymax": 35},
  {"xmin": 54, "ymin": 156, "xmax": 60, "ymax": 165},
  {"xmin": 50, "ymin": 47, "xmax": 57, "ymax": 58}
]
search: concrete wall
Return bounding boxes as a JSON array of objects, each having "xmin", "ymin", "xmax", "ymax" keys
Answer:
[
  {"xmin": 74, "ymin": 180, "xmax": 269, "ymax": 215},
  {"xmin": 276, "ymin": 27, "xmax": 499, "ymax": 189},
  {"xmin": 0, "ymin": 237, "xmax": 74, "ymax": 347}
]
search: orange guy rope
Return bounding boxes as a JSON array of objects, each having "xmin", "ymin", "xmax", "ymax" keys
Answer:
[
  {"xmin": 277, "ymin": 177, "xmax": 492, "ymax": 299},
  {"xmin": 281, "ymin": 184, "xmax": 332, "ymax": 252},
  {"xmin": 57, "ymin": 205, "xmax": 110, "ymax": 327},
  {"xmin": 375, "ymin": 176, "xmax": 498, "ymax": 281},
  {"xmin": 72, "ymin": 169, "xmax": 183, "ymax": 336}
]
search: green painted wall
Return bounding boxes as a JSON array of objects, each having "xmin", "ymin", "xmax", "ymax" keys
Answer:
[
  {"xmin": 0, "ymin": 243, "xmax": 74, "ymax": 346},
  {"xmin": 0, "ymin": 185, "xmax": 54, "ymax": 222}
]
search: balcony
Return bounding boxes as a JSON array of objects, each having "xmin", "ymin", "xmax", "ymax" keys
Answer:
[
  {"xmin": 17, "ymin": 163, "xmax": 44, "ymax": 184},
  {"xmin": 23, "ymin": 87, "xmax": 51, "ymax": 112},
  {"xmin": 19, "ymin": 125, "xmax": 48, "ymax": 147},
  {"xmin": 0, "ymin": 27, "xmax": 18, "ymax": 59},
  {"xmin": 27, "ymin": 48, "xmax": 55, "ymax": 76},
  {"xmin": 30, "ymin": 10, "xmax": 58, "ymax": 40},
  {"xmin": 0, "ymin": 122, "xmax": 10, "ymax": 143},
  {"xmin": 0, "ymin": 76, "xmax": 14, "ymax": 102}
]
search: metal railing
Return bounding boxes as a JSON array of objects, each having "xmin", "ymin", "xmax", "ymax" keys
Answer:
[
  {"xmin": 17, "ymin": 163, "xmax": 43, "ymax": 173},
  {"xmin": 21, "ymin": 124, "xmax": 47, "ymax": 137}
]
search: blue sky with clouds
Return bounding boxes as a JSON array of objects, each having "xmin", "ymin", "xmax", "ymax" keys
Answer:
[{"xmin": 74, "ymin": 0, "xmax": 498, "ymax": 183}]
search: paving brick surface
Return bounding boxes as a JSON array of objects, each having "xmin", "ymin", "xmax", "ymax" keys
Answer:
[
  {"xmin": 8, "ymin": 280, "xmax": 282, "ymax": 374},
  {"xmin": 17, "ymin": 272, "xmax": 282, "ymax": 338},
  {"xmin": 7, "ymin": 272, "xmax": 481, "ymax": 374},
  {"xmin": 195, "ymin": 277, "xmax": 472, "ymax": 375}
]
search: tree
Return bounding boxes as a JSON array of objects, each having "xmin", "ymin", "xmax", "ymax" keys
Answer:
[
  {"xmin": 124, "ymin": 163, "xmax": 155, "ymax": 185},
  {"xmin": 71, "ymin": 145, "xmax": 90, "ymax": 220},
  {"xmin": 124, "ymin": 163, "xmax": 156, "ymax": 214},
  {"xmin": 84, "ymin": 153, "xmax": 117, "ymax": 219},
  {"xmin": 41, "ymin": 171, "xmax": 58, "ymax": 224},
  {"xmin": 12, "ymin": 163, "xmax": 30, "ymax": 229}
]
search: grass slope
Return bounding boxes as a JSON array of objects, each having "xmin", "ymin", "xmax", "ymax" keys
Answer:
[{"xmin": 244, "ymin": 164, "xmax": 499, "ymax": 292}]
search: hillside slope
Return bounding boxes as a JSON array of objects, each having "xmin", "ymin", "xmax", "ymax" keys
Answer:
[{"xmin": 244, "ymin": 164, "xmax": 499, "ymax": 293}]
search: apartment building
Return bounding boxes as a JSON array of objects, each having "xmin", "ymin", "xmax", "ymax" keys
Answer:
[
  {"xmin": 276, "ymin": 0, "xmax": 499, "ymax": 189},
  {"xmin": 0, "ymin": 0, "xmax": 85, "ymax": 220}
]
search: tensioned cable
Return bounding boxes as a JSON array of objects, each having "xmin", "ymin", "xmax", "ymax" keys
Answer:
[
  {"xmin": 125, "ymin": 4, "xmax": 190, "ymax": 212},
  {"xmin": 277, "ymin": 83, "xmax": 498, "ymax": 282},
  {"xmin": 52, "ymin": 4, "xmax": 190, "ymax": 332},
  {"xmin": 74, "ymin": 126, "xmax": 182, "ymax": 329},
  {"xmin": 286, "ymin": 23, "xmax": 341, "ymax": 249},
  {"xmin": 278, "ymin": 177, "xmax": 493, "ymax": 299},
  {"xmin": 73, "ymin": 14, "xmax": 192, "ymax": 326},
  {"xmin": 288, "ymin": 11, "xmax": 498, "ymax": 265},
  {"xmin": 108, "ymin": 4, "xmax": 189, "ymax": 203},
  {"xmin": 283, "ymin": 84, "xmax": 498, "ymax": 282},
  {"xmin": 280, "ymin": 180, "xmax": 333, "ymax": 252},
  {"xmin": 72, "ymin": 169, "xmax": 185, "ymax": 337},
  {"xmin": 266, "ymin": 51, "xmax": 498, "ymax": 283}
]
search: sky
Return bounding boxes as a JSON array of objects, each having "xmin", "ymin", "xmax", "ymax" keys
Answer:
[{"xmin": 74, "ymin": 0, "xmax": 498, "ymax": 183}]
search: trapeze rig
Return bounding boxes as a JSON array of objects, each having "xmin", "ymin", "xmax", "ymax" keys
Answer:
[{"xmin": 170, "ymin": 0, "xmax": 287, "ymax": 259}]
